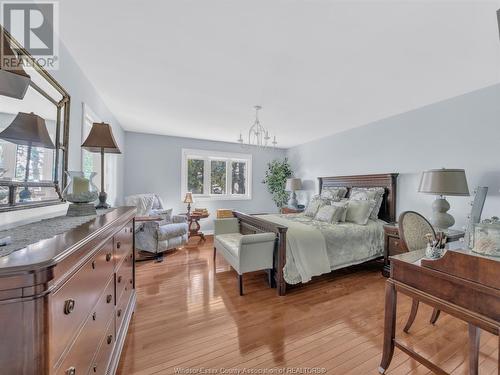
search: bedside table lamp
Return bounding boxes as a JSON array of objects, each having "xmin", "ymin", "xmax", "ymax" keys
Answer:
[
  {"xmin": 418, "ymin": 168, "xmax": 469, "ymax": 230},
  {"xmin": 81, "ymin": 122, "xmax": 121, "ymax": 209},
  {"xmin": 183, "ymin": 192, "xmax": 194, "ymax": 215},
  {"xmin": 285, "ymin": 178, "xmax": 302, "ymax": 209},
  {"xmin": 0, "ymin": 112, "xmax": 55, "ymax": 201}
]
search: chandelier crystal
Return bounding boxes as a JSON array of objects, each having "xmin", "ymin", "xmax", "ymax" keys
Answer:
[{"xmin": 238, "ymin": 105, "xmax": 277, "ymax": 148}]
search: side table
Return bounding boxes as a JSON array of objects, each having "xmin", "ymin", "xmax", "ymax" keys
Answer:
[{"xmin": 185, "ymin": 212, "xmax": 210, "ymax": 242}]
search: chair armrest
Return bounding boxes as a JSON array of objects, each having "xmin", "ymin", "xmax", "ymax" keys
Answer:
[
  {"xmin": 240, "ymin": 232, "xmax": 276, "ymax": 245},
  {"xmin": 214, "ymin": 218, "xmax": 239, "ymax": 235},
  {"xmin": 172, "ymin": 214, "xmax": 187, "ymax": 223}
]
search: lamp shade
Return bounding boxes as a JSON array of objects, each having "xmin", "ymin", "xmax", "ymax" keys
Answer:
[
  {"xmin": 0, "ymin": 31, "xmax": 30, "ymax": 99},
  {"xmin": 183, "ymin": 192, "xmax": 194, "ymax": 203},
  {"xmin": 418, "ymin": 168, "xmax": 469, "ymax": 196},
  {"xmin": 285, "ymin": 178, "xmax": 302, "ymax": 191},
  {"xmin": 81, "ymin": 122, "xmax": 121, "ymax": 154},
  {"xmin": 0, "ymin": 112, "xmax": 55, "ymax": 148}
]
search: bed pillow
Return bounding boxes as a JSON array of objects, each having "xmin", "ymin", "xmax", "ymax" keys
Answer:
[
  {"xmin": 320, "ymin": 187, "xmax": 348, "ymax": 201},
  {"xmin": 349, "ymin": 187, "xmax": 385, "ymax": 220},
  {"xmin": 304, "ymin": 199, "xmax": 327, "ymax": 218},
  {"xmin": 314, "ymin": 205, "xmax": 346, "ymax": 224},
  {"xmin": 330, "ymin": 200, "xmax": 349, "ymax": 222},
  {"xmin": 345, "ymin": 199, "xmax": 377, "ymax": 225}
]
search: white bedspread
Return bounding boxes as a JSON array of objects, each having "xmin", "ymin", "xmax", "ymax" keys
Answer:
[{"xmin": 257, "ymin": 214, "xmax": 385, "ymax": 284}]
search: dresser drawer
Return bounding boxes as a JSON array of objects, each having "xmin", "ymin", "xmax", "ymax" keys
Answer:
[
  {"xmin": 50, "ymin": 239, "xmax": 115, "ymax": 366},
  {"xmin": 115, "ymin": 250, "xmax": 133, "ymax": 303},
  {"xmin": 89, "ymin": 315, "xmax": 115, "ymax": 375},
  {"xmin": 388, "ymin": 236, "xmax": 405, "ymax": 256},
  {"xmin": 55, "ymin": 276, "xmax": 115, "ymax": 374},
  {"xmin": 114, "ymin": 223, "xmax": 133, "ymax": 266},
  {"xmin": 116, "ymin": 278, "xmax": 132, "ymax": 335}
]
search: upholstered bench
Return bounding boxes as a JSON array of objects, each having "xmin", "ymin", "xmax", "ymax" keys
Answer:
[{"xmin": 214, "ymin": 218, "xmax": 276, "ymax": 295}]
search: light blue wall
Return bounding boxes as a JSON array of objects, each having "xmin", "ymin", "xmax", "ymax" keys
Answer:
[
  {"xmin": 287, "ymin": 84, "xmax": 500, "ymax": 229},
  {"xmin": 52, "ymin": 42, "xmax": 126, "ymax": 204},
  {"xmin": 124, "ymin": 132, "xmax": 287, "ymax": 232}
]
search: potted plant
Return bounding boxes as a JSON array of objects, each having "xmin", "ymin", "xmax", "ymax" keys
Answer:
[{"xmin": 262, "ymin": 158, "xmax": 293, "ymax": 209}]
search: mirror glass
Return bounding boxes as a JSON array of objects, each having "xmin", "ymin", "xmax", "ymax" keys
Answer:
[{"xmin": 0, "ymin": 49, "xmax": 66, "ymax": 208}]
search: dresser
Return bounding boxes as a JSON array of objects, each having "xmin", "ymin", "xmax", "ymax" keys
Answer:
[{"xmin": 0, "ymin": 206, "xmax": 136, "ymax": 375}]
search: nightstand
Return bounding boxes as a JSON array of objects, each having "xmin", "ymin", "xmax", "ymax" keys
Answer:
[
  {"xmin": 382, "ymin": 223, "xmax": 465, "ymax": 277},
  {"xmin": 281, "ymin": 207, "xmax": 305, "ymax": 214}
]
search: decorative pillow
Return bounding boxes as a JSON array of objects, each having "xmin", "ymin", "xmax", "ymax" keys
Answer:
[
  {"xmin": 321, "ymin": 187, "xmax": 348, "ymax": 201},
  {"xmin": 304, "ymin": 199, "xmax": 326, "ymax": 218},
  {"xmin": 311, "ymin": 194, "xmax": 331, "ymax": 204},
  {"xmin": 315, "ymin": 205, "xmax": 346, "ymax": 223},
  {"xmin": 331, "ymin": 200, "xmax": 349, "ymax": 222},
  {"xmin": 349, "ymin": 187, "xmax": 385, "ymax": 220},
  {"xmin": 345, "ymin": 199, "xmax": 377, "ymax": 225}
]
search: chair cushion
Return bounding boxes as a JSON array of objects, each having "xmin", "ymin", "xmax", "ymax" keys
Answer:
[
  {"xmin": 157, "ymin": 222, "xmax": 188, "ymax": 241},
  {"xmin": 215, "ymin": 233, "xmax": 243, "ymax": 257}
]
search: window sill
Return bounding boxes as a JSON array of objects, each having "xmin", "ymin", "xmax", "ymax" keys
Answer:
[{"xmin": 190, "ymin": 195, "xmax": 252, "ymax": 202}]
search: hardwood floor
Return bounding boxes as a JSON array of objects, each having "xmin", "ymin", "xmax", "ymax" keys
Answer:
[{"xmin": 117, "ymin": 236, "xmax": 498, "ymax": 375}]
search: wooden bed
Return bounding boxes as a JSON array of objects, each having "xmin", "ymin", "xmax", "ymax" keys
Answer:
[{"xmin": 233, "ymin": 173, "xmax": 398, "ymax": 296}]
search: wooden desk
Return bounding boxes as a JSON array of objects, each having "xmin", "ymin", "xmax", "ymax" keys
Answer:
[
  {"xmin": 382, "ymin": 223, "xmax": 465, "ymax": 277},
  {"xmin": 379, "ymin": 248, "xmax": 499, "ymax": 375}
]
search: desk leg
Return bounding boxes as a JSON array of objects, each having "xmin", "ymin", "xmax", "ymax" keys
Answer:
[
  {"xmin": 379, "ymin": 280, "xmax": 397, "ymax": 374},
  {"xmin": 468, "ymin": 323, "xmax": 480, "ymax": 375}
]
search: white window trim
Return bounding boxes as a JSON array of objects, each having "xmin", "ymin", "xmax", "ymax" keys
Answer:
[{"xmin": 181, "ymin": 148, "xmax": 252, "ymax": 201}]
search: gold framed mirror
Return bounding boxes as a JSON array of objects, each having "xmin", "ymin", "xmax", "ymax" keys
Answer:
[{"xmin": 0, "ymin": 26, "xmax": 70, "ymax": 212}]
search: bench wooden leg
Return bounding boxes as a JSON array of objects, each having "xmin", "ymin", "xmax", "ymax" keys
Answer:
[
  {"xmin": 239, "ymin": 274, "xmax": 243, "ymax": 296},
  {"xmin": 468, "ymin": 323, "xmax": 480, "ymax": 375},
  {"xmin": 379, "ymin": 281, "xmax": 397, "ymax": 374}
]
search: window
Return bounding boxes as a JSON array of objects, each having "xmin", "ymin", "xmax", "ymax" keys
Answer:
[
  {"xmin": 182, "ymin": 149, "xmax": 252, "ymax": 200},
  {"xmin": 81, "ymin": 104, "xmax": 119, "ymax": 206}
]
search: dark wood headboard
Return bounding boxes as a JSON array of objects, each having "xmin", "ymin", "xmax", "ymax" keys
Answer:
[{"xmin": 318, "ymin": 173, "xmax": 399, "ymax": 223}]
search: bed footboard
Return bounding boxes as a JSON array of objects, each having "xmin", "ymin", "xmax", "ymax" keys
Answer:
[{"xmin": 232, "ymin": 211, "xmax": 288, "ymax": 296}]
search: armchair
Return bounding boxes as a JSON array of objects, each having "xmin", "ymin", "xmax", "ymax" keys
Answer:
[{"xmin": 125, "ymin": 194, "xmax": 189, "ymax": 261}]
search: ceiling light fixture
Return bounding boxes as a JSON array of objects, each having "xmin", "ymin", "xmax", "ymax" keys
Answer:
[{"xmin": 238, "ymin": 105, "xmax": 277, "ymax": 148}]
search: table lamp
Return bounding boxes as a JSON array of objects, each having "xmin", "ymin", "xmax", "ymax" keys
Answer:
[
  {"xmin": 184, "ymin": 192, "xmax": 194, "ymax": 215},
  {"xmin": 0, "ymin": 112, "xmax": 55, "ymax": 201},
  {"xmin": 0, "ymin": 30, "xmax": 31, "ymax": 99},
  {"xmin": 418, "ymin": 168, "xmax": 469, "ymax": 230},
  {"xmin": 285, "ymin": 178, "xmax": 302, "ymax": 209},
  {"xmin": 81, "ymin": 122, "xmax": 121, "ymax": 209}
]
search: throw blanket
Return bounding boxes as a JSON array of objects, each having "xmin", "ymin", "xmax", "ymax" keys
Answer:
[{"xmin": 257, "ymin": 214, "xmax": 331, "ymax": 284}]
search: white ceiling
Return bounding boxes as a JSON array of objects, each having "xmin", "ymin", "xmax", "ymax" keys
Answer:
[{"xmin": 59, "ymin": 0, "xmax": 500, "ymax": 148}]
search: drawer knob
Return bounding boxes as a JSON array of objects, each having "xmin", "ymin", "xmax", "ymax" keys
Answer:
[
  {"xmin": 93, "ymin": 364, "xmax": 97, "ymax": 373},
  {"xmin": 116, "ymin": 241, "xmax": 121, "ymax": 249},
  {"xmin": 64, "ymin": 299, "xmax": 75, "ymax": 315},
  {"xmin": 107, "ymin": 334, "xmax": 113, "ymax": 345},
  {"xmin": 106, "ymin": 294, "xmax": 113, "ymax": 304},
  {"xmin": 66, "ymin": 366, "xmax": 76, "ymax": 375},
  {"xmin": 92, "ymin": 312, "xmax": 96, "ymax": 321},
  {"xmin": 91, "ymin": 261, "xmax": 96, "ymax": 269},
  {"xmin": 129, "ymin": 279, "xmax": 133, "ymax": 285},
  {"xmin": 106, "ymin": 253, "xmax": 112, "ymax": 262},
  {"xmin": 117, "ymin": 275, "xmax": 122, "ymax": 283},
  {"xmin": 117, "ymin": 309, "xmax": 122, "ymax": 317}
]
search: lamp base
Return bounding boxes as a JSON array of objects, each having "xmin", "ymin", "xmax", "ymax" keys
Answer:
[
  {"xmin": 96, "ymin": 191, "xmax": 110, "ymax": 209},
  {"xmin": 288, "ymin": 191, "xmax": 298, "ymax": 209},
  {"xmin": 431, "ymin": 196, "xmax": 455, "ymax": 231}
]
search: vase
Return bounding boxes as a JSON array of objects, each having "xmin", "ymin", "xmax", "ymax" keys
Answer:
[{"xmin": 62, "ymin": 171, "xmax": 99, "ymax": 216}]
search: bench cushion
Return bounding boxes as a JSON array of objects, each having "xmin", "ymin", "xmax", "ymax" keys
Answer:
[{"xmin": 215, "ymin": 233, "xmax": 243, "ymax": 257}]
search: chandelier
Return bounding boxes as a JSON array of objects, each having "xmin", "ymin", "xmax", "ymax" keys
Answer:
[{"xmin": 238, "ymin": 105, "xmax": 277, "ymax": 148}]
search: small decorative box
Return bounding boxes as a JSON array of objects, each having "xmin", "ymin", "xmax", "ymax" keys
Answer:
[{"xmin": 472, "ymin": 222, "xmax": 500, "ymax": 257}]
